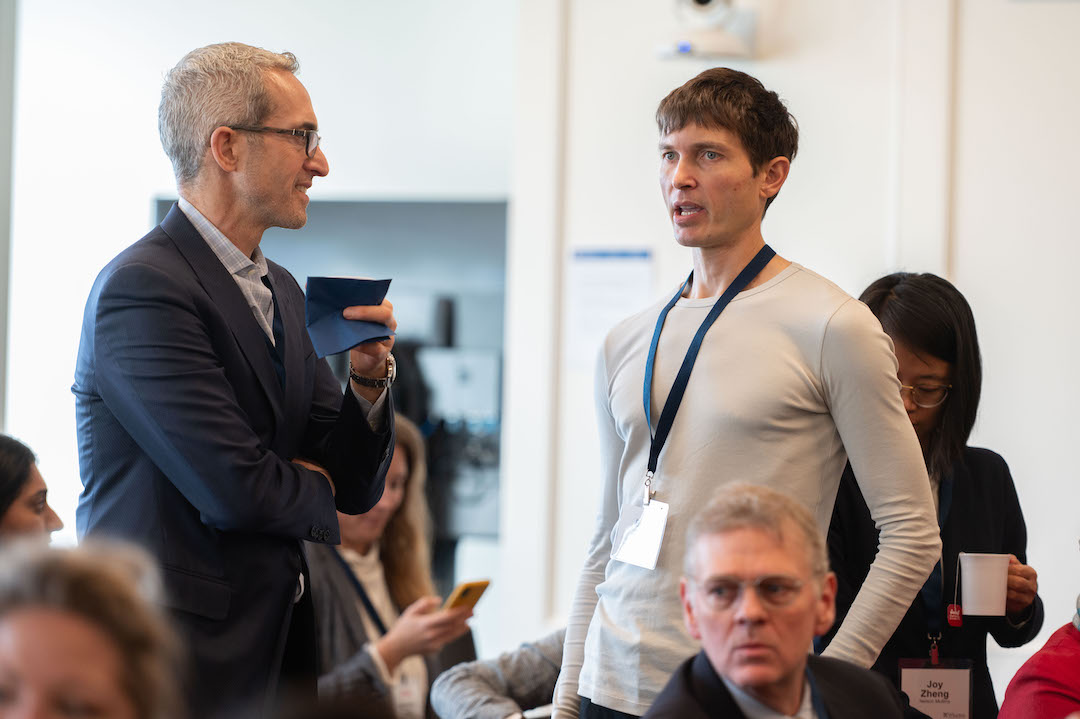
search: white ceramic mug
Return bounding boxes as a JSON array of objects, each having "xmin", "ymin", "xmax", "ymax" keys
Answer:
[{"xmin": 959, "ymin": 552, "xmax": 1009, "ymax": 616}]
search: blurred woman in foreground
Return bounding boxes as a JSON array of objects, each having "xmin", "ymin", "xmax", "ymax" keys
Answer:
[{"xmin": 0, "ymin": 541, "xmax": 183, "ymax": 718}]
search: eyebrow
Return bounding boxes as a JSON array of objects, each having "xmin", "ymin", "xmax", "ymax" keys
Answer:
[
  {"xmin": 908, "ymin": 373, "xmax": 950, "ymax": 382},
  {"xmin": 658, "ymin": 141, "xmax": 733, "ymax": 153}
]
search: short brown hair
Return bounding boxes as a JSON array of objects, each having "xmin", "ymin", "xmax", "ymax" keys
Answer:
[{"xmin": 657, "ymin": 68, "xmax": 798, "ymax": 213}]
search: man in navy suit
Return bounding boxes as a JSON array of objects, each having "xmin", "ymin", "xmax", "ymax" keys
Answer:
[
  {"xmin": 73, "ymin": 43, "xmax": 396, "ymax": 717},
  {"xmin": 644, "ymin": 484, "xmax": 910, "ymax": 718}
]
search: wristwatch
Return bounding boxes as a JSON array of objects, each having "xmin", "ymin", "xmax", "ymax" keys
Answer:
[{"xmin": 349, "ymin": 353, "xmax": 396, "ymax": 389}]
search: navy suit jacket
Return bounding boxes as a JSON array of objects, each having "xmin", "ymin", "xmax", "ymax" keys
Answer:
[
  {"xmin": 643, "ymin": 652, "xmax": 908, "ymax": 719},
  {"xmin": 73, "ymin": 204, "xmax": 393, "ymax": 716}
]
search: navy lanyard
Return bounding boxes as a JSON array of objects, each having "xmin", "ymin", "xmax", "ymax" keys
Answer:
[
  {"xmin": 331, "ymin": 548, "xmax": 389, "ymax": 636},
  {"xmin": 919, "ymin": 473, "xmax": 954, "ymax": 636},
  {"xmin": 806, "ymin": 666, "xmax": 831, "ymax": 719},
  {"xmin": 642, "ymin": 244, "xmax": 776, "ymax": 495}
]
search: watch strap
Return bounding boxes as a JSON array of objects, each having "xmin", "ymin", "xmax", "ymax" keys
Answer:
[{"xmin": 349, "ymin": 354, "xmax": 395, "ymax": 388}]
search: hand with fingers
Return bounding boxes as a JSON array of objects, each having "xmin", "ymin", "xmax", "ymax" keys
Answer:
[
  {"xmin": 1005, "ymin": 554, "xmax": 1038, "ymax": 618},
  {"xmin": 374, "ymin": 596, "xmax": 473, "ymax": 674},
  {"xmin": 344, "ymin": 299, "xmax": 397, "ymax": 402},
  {"xmin": 292, "ymin": 458, "xmax": 334, "ymax": 496}
]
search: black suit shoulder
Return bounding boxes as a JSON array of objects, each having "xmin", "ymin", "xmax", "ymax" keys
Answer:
[
  {"xmin": 810, "ymin": 655, "xmax": 906, "ymax": 719},
  {"xmin": 643, "ymin": 653, "xmax": 737, "ymax": 719},
  {"xmin": 97, "ymin": 223, "xmax": 185, "ymax": 274},
  {"xmin": 645, "ymin": 653, "xmax": 908, "ymax": 719}
]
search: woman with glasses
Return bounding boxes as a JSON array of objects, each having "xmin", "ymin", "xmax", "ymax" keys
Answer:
[{"xmin": 817, "ymin": 272, "xmax": 1043, "ymax": 719}]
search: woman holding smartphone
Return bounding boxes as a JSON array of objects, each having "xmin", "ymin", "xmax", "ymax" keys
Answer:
[
  {"xmin": 819, "ymin": 272, "xmax": 1043, "ymax": 719},
  {"xmin": 307, "ymin": 414, "xmax": 474, "ymax": 719}
]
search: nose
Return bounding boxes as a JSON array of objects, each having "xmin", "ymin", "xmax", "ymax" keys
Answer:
[
  {"xmin": 671, "ymin": 157, "xmax": 697, "ymax": 190},
  {"xmin": 733, "ymin": 584, "xmax": 768, "ymax": 624},
  {"xmin": 900, "ymin": 387, "xmax": 918, "ymax": 413},
  {"xmin": 306, "ymin": 146, "xmax": 329, "ymax": 178},
  {"xmin": 46, "ymin": 504, "xmax": 63, "ymax": 533}
]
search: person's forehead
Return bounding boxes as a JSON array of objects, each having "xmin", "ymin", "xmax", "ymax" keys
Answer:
[
  {"xmin": 0, "ymin": 607, "xmax": 127, "ymax": 677},
  {"xmin": 659, "ymin": 122, "xmax": 743, "ymax": 150},
  {"xmin": 891, "ymin": 336, "xmax": 952, "ymax": 379},
  {"xmin": 23, "ymin": 462, "xmax": 47, "ymax": 491},
  {"xmin": 261, "ymin": 69, "xmax": 317, "ymax": 127},
  {"xmin": 693, "ymin": 524, "xmax": 812, "ymax": 577}
]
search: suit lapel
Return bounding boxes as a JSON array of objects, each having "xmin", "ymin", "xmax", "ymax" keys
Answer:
[
  {"xmin": 689, "ymin": 651, "xmax": 747, "ymax": 718},
  {"xmin": 160, "ymin": 204, "xmax": 285, "ymax": 430}
]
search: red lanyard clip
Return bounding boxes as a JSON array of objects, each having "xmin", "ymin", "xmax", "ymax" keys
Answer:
[{"xmin": 928, "ymin": 633, "xmax": 942, "ymax": 665}]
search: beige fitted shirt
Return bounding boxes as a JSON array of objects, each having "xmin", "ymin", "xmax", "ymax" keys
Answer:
[{"xmin": 554, "ymin": 263, "xmax": 940, "ymax": 716}]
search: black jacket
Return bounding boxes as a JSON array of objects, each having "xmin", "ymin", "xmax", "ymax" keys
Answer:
[
  {"xmin": 644, "ymin": 651, "xmax": 907, "ymax": 718},
  {"xmin": 819, "ymin": 447, "xmax": 1044, "ymax": 718}
]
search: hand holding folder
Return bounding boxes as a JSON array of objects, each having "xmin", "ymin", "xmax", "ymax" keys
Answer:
[{"xmin": 305, "ymin": 277, "xmax": 394, "ymax": 359}]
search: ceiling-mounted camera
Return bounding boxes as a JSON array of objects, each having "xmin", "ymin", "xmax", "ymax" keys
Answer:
[
  {"xmin": 660, "ymin": 0, "xmax": 756, "ymax": 59},
  {"xmin": 676, "ymin": 0, "xmax": 735, "ymax": 26}
]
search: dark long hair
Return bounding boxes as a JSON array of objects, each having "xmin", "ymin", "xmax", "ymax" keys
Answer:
[
  {"xmin": 859, "ymin": 273, "xmax": 981, "ymax": 478},
  {"xmin": 0, "ymin": 434, "xmax": 36, "ymax": 520}
]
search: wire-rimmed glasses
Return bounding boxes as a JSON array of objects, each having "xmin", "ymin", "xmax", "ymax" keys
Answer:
[{"xmin": 899, "ymin": 383, "xmax": 951, "ymax": 408}]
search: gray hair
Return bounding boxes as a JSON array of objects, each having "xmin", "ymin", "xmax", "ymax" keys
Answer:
[
  {"xmin": 158, "ymin": 42, "xmax": 300, "ymax": 186},
  {"xmin": 0, "ymin": 540, "xmax": 183, "ymax": 719},
  {"xmin": 684, "ymin": 483, "xmax": 829, "ymax": 581}
]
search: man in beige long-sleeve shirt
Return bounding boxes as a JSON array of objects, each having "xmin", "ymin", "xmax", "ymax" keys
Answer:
[{"xmin": 552, "ymin": 67, "xmax": 940, "ymax": 718}]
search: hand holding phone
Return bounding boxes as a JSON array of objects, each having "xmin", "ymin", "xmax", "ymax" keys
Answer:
[{"xmin": 443, "ymin": 579, "xmax": 490, "ymax": 610}]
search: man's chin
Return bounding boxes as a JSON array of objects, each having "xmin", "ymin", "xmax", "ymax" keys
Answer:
[
  {"xmin": 728, "ymin": 663, "xmax": 784, "ymax": 693},
  {"xmin": 672, "ymin": 231, "xmax": 704, "ymax": 248},
  {"xmin": 276, "ymin": 211, "xmax": 308, "ymax": 230}
]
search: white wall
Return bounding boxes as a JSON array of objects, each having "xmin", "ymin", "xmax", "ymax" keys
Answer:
[
  {"xmin": 0, "ymin": 0, "xmax": 15, "ymax": 421},
  {"xmin": 951, "ymin": 0, "xmax": 1080, "ymax": 689},
  {"xmin": 501, "ymin": 0, "xmax": 1080, "ymax": 699}
]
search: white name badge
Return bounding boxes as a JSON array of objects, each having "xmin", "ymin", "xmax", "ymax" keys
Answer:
[
  {"xmin": 899, "ymin": 660, "xmax": 972, "ymax": 719},
  {"xmin": 611, "ymin": 499, "xmax": 669, "ymax": 571}
]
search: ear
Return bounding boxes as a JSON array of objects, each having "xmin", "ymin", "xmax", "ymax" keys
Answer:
[
  {"xmin": 680, "ymin": 577, "xmax": 702, "ymax": 640},
  {"xmin": 758, "ymin": 155, "xmax": 790, "ymax": 201},
  {"xmin": 207, "ymin": 126, "xmax": 243, "ymax": 174},
  {"xmin": 812, "ymin": 572, "xmax": 838, "ymax": 637}
]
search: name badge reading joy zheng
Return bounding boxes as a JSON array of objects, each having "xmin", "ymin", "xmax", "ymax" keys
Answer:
[
  {"xmin": 611, "ymin": 499, "xmax": 669, "ymax": 571},
  {"xmin": 899, "ymin": 660, "xmax": 972, "ymax": 719}
]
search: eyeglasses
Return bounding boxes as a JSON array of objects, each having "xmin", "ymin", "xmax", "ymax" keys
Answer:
[
  {"xmin": 899, "ymin": 383, "xmax": 951, "ymax": 408},
  {"xmin": 690, "ymin": 575, "xmax": 805, "ymax": 611},
  {"xmin": 227, "ymin": 125, "xmax": 321, "ymax": 158}
]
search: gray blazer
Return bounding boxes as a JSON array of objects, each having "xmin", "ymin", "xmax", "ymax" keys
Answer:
[{"xmin": 306, "ymin": 542, "xmax": 476, "ymax": 718}]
